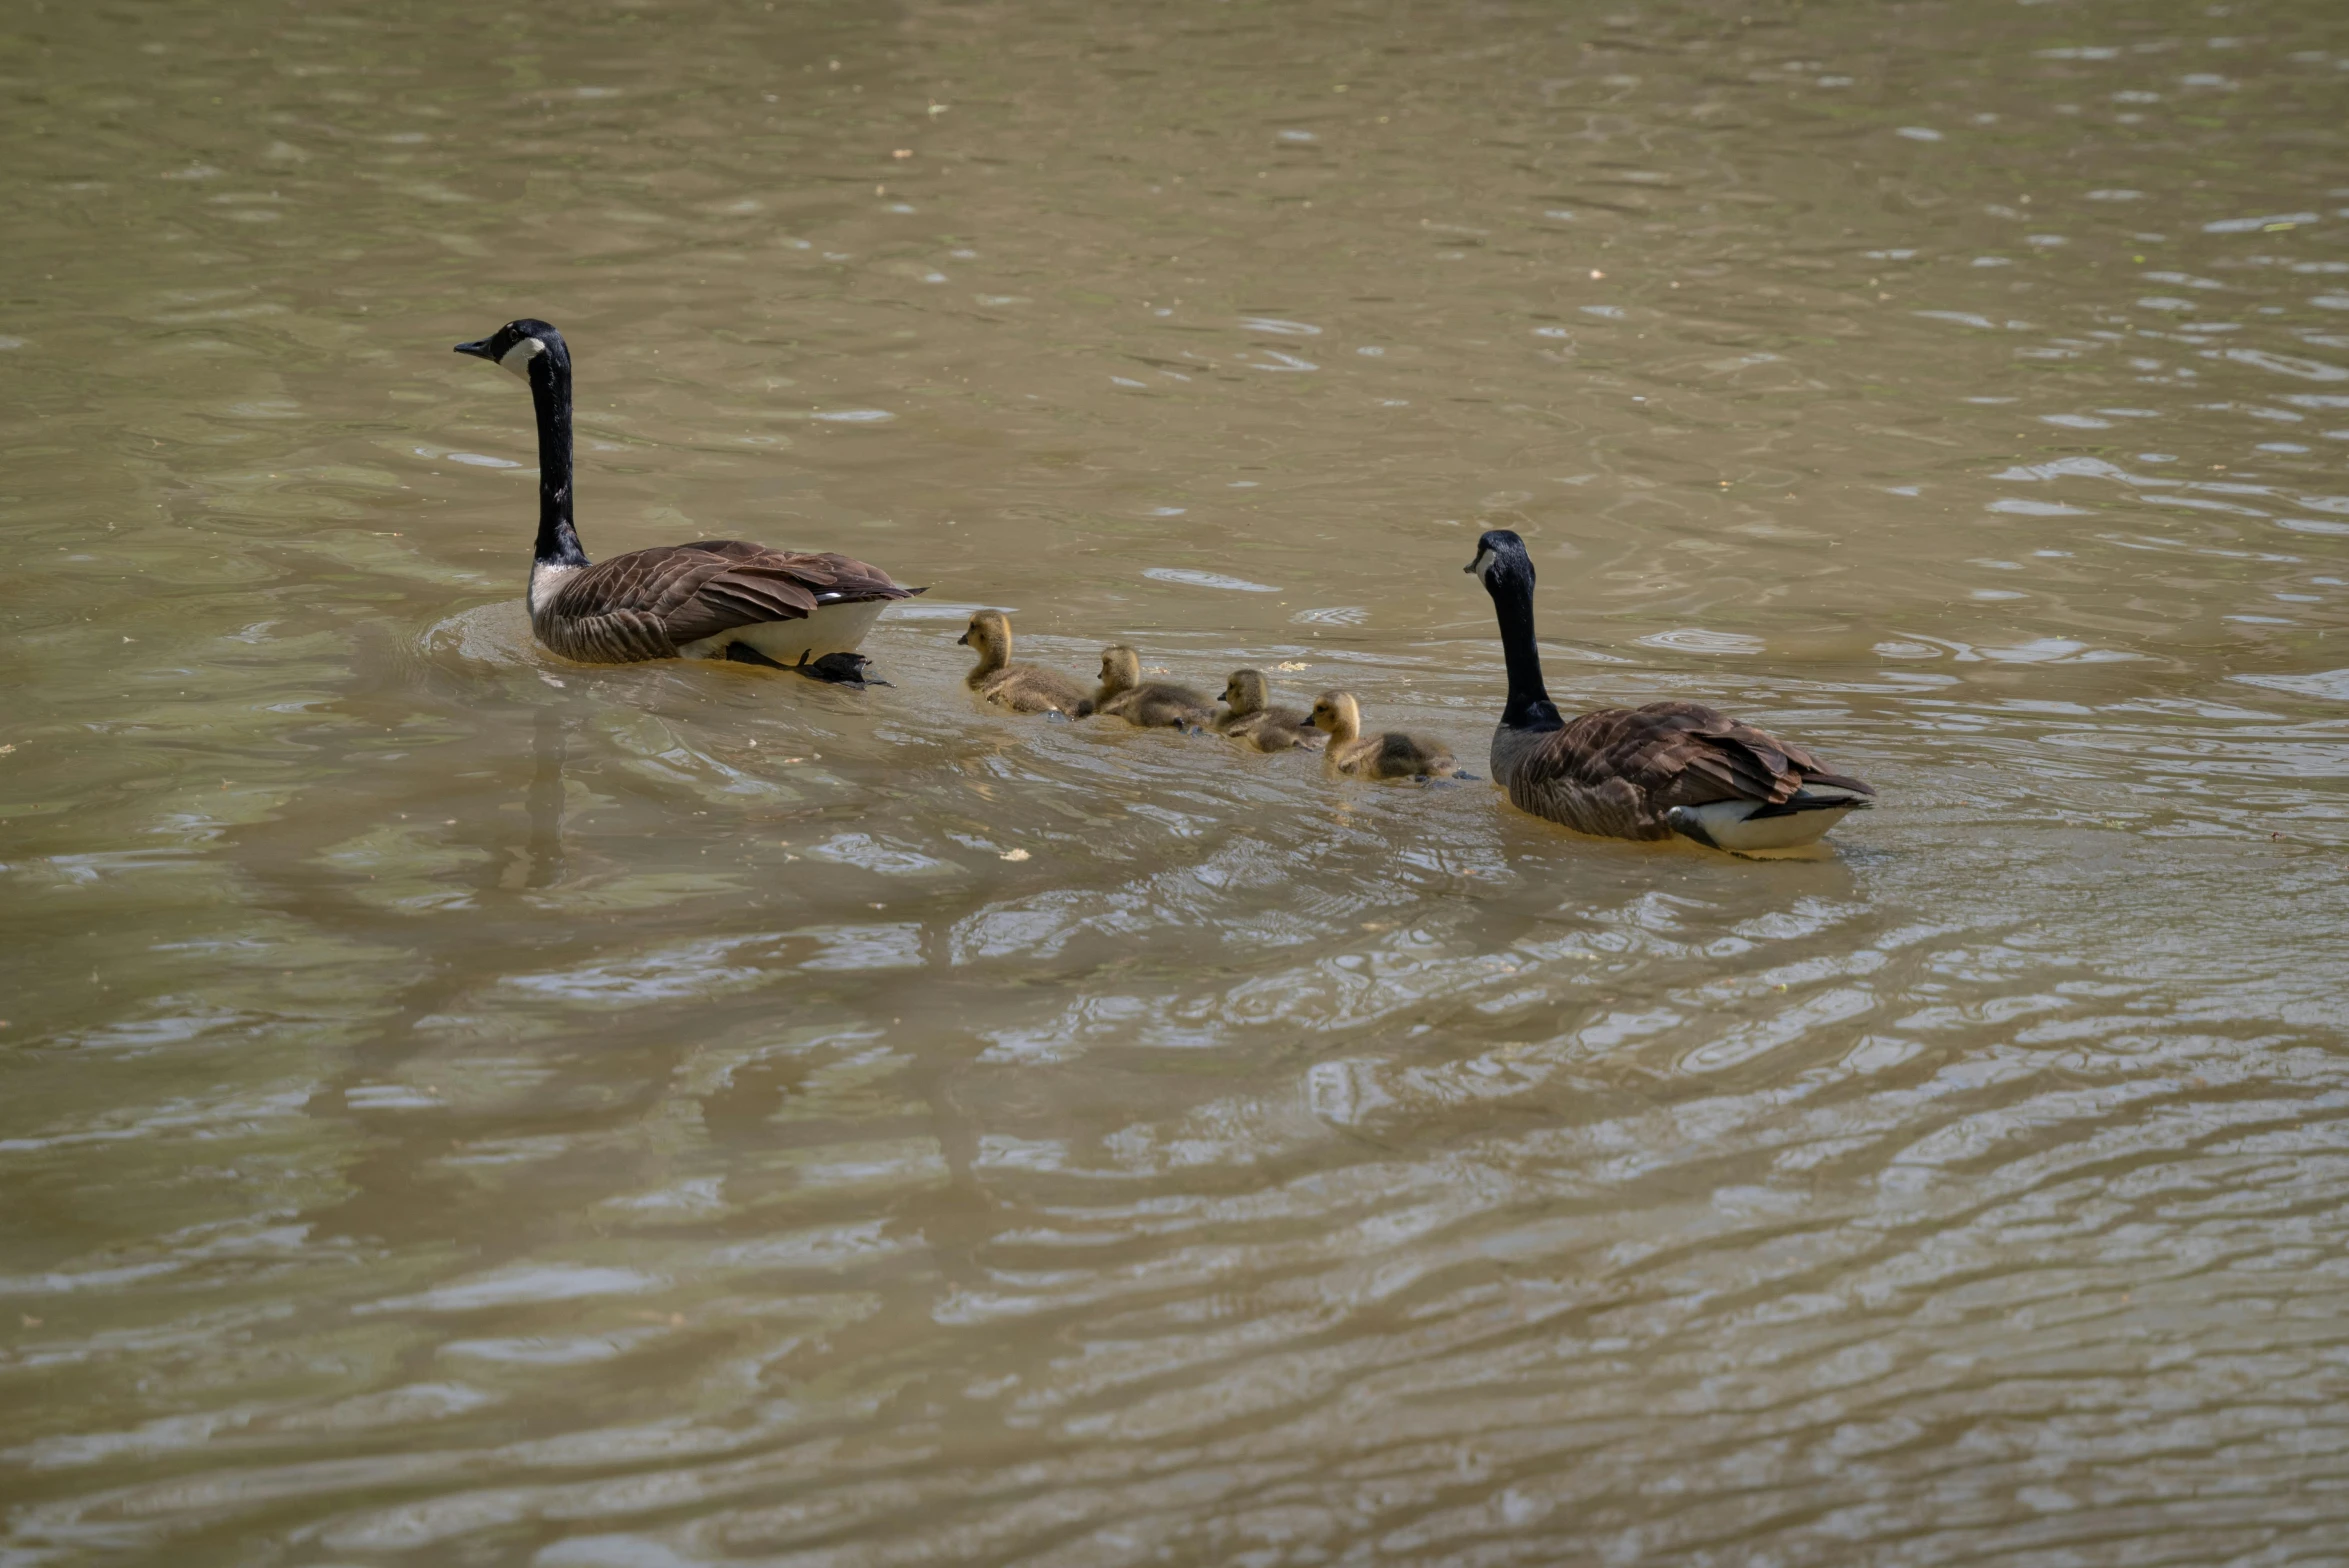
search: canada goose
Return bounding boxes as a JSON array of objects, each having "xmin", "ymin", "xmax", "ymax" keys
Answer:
[
  {"xmin": 1095, "ymin": 645, "xmax": 1214, "ymax": 731},
  {"xmin": 1311, "ymin": 690, "xmax": 1463, "ymax": 780},
  {"xmin": 957, "ymin": 610, "xmax": 1093, "ymax": 718},
  {"xmin": 1216, "ymin": 669, "xmax": 1322, "ymax": 752},
  {"xmin": 1464, "ymin": 528, "xmax": 1874, "ymax": 852},
  {"xmin": 452, "ymin": 318, "xmax": 920, "ymax": 678}
]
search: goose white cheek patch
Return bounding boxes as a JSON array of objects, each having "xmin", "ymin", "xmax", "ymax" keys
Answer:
[
  {"xmin": 1471, "ymin": 549, "xmax": 1497, "ymax": 579},
  {"xmin": 498, "ymin": 337, "xmax": 547, "ymax": 379}
]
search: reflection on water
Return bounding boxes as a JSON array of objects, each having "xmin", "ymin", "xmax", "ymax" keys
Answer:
[
  {"xmin": 526, "ymin": 707, "xmax": 568, "ymax": 892},
  {"xmin": 4, "ymin": 0, "xmax": 2349, "ymax": 1562}
]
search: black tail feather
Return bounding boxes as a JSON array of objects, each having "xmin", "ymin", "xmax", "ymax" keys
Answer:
[{"xmin": 1747, "ymin": 794, "xmax": 1870, "ymax": 821}]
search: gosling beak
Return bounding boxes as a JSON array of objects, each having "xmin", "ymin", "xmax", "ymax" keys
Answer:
[
  {"xmin": 954, "ymin": 631, "xmax": 968, "ymax": 646},
  {"xmin": 453, "ymin": 339, "xmax": 494, "ymax": 360}
]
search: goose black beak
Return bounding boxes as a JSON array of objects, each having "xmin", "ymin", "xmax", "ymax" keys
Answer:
[
  {"xmin": 1462, "ymin": 558, "xmax": 1477, "ymax": 574},
  {"xmin": 453, "ymin": 339, "xmax": 494, "ymax": 360},
  {"xmin": 954, "ymin": 631, "xmax": 968, "ymax": 645}
]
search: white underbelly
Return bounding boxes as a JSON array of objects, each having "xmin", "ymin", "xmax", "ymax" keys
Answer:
[
  {"xmin": 675, "ymin": 599, "xmax": 889, "ymax": 663},
  {"xmin": 1684, "ymin": 798, "xmax": 1859, "ymax": 852}
]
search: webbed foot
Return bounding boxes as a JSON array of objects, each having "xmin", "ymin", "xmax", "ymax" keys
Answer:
[{"xmin": 792, "ymin": 650, "xmax": 889, "ymax": 688}]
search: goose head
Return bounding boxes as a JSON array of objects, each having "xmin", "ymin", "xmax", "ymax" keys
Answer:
[
  {"xmin": 1310, "ymin": 689, "xmax": 1362, "ymax": 742},
  {"xmin": 957, "ymin": 609, "xmax": 1012, "ymax": 662},
  {"xmin": 1222, "ymin": 669, "xmax": 1270, "ymax": 716},
  {"xmin": 1099, "ymin": 644, "xmax": 1141, "ymax": 696},
  {"xmin": 454, "ymin": 318, "xmax": 569, "ymax": 383},
  {"xmin": 1464, "ymin": 528, "xmax": 1535, "ymax": 596}
]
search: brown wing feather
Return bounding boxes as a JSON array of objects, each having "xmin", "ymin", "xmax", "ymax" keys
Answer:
[
  {"xmin": 1510, "ymin": 701, "xmax": 1872, "ymax": 839},
  {"xmin": 542, "ymin": 542, "xmax": 918, "ymax": 662}
]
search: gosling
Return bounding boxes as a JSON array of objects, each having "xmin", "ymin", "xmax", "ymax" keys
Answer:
[
  {"xmin": 1312, "ymin": 690, "xmax": 1465, "ymax": 781},
  {"xmin": 1096, "ymin": 645, "xmax": 1215, "ymax": 731},
  {"xmin": 958, "ymin": 610, "xmax": 1094, "ymax": 718},
  {"xmin": 1216, "ymin": 669, "xmax": 1322, "ymax": 752}
]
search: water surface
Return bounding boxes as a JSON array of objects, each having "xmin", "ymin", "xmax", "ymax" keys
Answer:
[{"xmin": 6, "ymin": 0, "xmax": 2349, "ymax": 1562}]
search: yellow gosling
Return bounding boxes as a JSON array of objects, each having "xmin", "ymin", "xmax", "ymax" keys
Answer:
[
  {"xmin": 1216, "ymin": 669, "xmax": 1321, "ymax": 752},
  {"xmin": 1095, "ymin": 645, "xmax": 1215, "ymax": 731},
  {"xmin": 1312, "ymin": 689, "xmax": 1462, "ymax": 781},
  {"xmin": 958, "ymin": 610, "xmax": 1094, "ymax": 718}
]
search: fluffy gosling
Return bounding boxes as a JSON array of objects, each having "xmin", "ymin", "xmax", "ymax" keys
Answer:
[
  {"xmin": 958, "ymin": 610, "xmax": 1093, "ymax": 718},
  {"xmin": 1216, "ymin": 669, "xmax": 1322, "ymax": 752},
  {"xmin": 1096, "ymin": 645, "xmax": 1214, "ymax": 731},
  {"xmin": 1312, "ymin": 690, "xmax": 1464, "ymax": 780}
]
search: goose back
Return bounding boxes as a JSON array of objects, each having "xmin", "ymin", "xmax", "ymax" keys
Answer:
[
  {"xmin": 1493, "ymin": 700, "xmax": 1872, "ymax": 840},
  {"xmin": 533, "ymin": 541, "xmax": 917, "ymax": 665}
]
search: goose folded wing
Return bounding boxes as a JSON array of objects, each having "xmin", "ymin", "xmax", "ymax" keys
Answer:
[
  {"xmin": 662, "ymin": 548, "xmax": 919, "ymax": 644},
  {"xmin": 1639, "ymin": 703, "xmax": 1874, "ymax": 805},
  {"xmin": 537, "ymin": 549, "xmax": 732, "ymax": 660},
  {"xmin": 547, "ymin": 548, "xmax": 820, "ymax": 650},
  {"xmin": 744, "ymin": 549, "xmax": 921, "ymax": 605},
  {"xmin": 1670, "ymin": 713, "xmax": 1804, "ymax": 807},
  {"xmin": 548, "ymin": 544, "xmax": 909, "ymax": 649},
  {"xmin": 659, "ymin": 564, "xmax": 824, "ymax": 646},
  {"xmin": 1534, "ymin": 703, "xmax": 1791, "ymax": 806},
  {"xmin": 1764, "ymin": 732, "xmax": 1875, "ymax": 797},
  {"xmin": 675, "ymin": 543, "xmax": 915, "ymax": 601}
]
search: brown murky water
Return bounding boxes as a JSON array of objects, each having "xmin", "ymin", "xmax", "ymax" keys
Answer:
[{"xmin": 7, "ymin": 0, "xmax": 2349, "ymax": 1562}]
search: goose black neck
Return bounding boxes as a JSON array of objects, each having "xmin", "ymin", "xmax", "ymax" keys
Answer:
[
  {"xmin": 528, "ymin": 356, "xmax": 587, "ymax": 569},
  {"xmin": 1489, "ymin": 566, "xmax": 1564, "ymax": 732}
]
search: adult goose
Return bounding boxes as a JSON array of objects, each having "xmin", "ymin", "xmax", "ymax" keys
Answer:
[
  {"xmin": 1465, "ymin": 529, "xmax": 1873, "ymax": 852},
  {"xmin": 453, "ymin": 318, "xmax": 920, "ymax": 678}
]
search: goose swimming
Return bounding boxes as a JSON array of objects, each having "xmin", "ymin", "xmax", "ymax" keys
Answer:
[
  {"xmin": 1095, "ymin": 645, "xmax": 1215, "ymax": 731},
  {"xmin": 1311, "ymin": 690, "xmax": 1463, "ymax": 780},
  {"xmin": 958, "ymin": 610, "xmax": 1094, "ymax": 718},
  {"xmin": 453, "ymin": 318, "xmax": 920, "ymax": 678},
  {"xmin": 1216, "ymin": 669, "xmax": 1322, "ymax": 752},
  {"xmin": 1465, "ymin": 529, "xmax": 1873, "ymax": 852}
]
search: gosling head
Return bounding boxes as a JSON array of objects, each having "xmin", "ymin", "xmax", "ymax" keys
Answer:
[
  {"xmin": 1223, "ymin": 669, "xmax": 1269, "ymax": 715},
  {"xmin": 1099, "ymin": 644, "xmax": 1141, "ymax": 694},
  {"xmin": 957, "ymin": 609, "xmax": 1012, "ymax": 661},
  {"xmin": 1465, "ymin": 528, "xmax": 1534, "ymax": 595},
  {"xmin": 1310, "ymin": 689, "xmax": 1362, "ymax": 739},
  {"xmin": 454, "ymin": 318, "xmax": 569, "ymax": 383}
]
